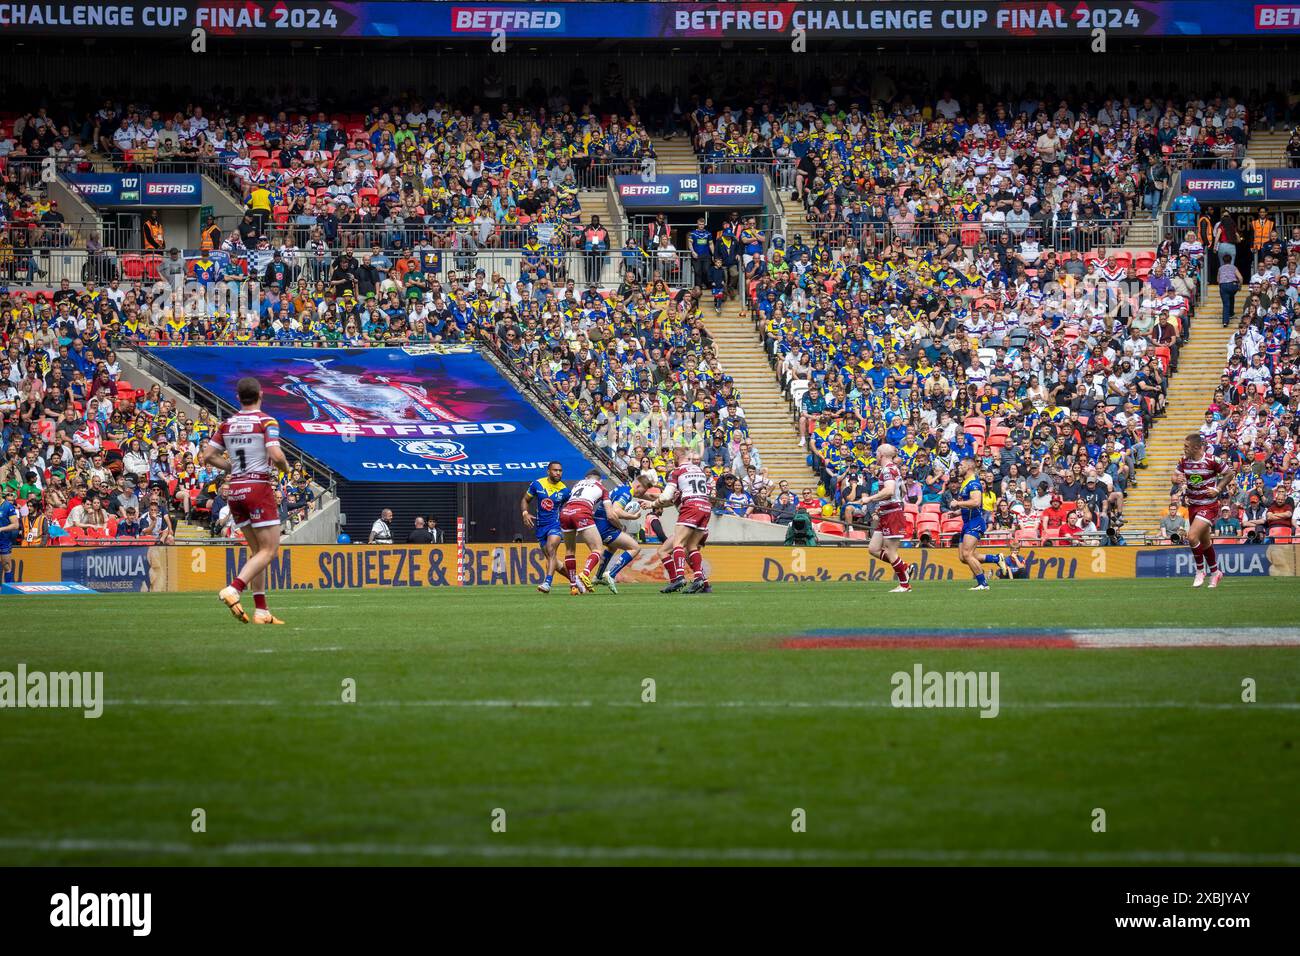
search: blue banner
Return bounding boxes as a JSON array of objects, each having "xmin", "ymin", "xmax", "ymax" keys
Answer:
[
  {"xmin": 65, "ymin": 173, "xmax": 202, "ymax": 207},
  {"xmin": 616, "ymin": 174, "xmax": 764, "ymax": 208},
  {"xmin": 0, "ymin": 3, "xmax": 1290, "ymax": 40},
  {"xmin": 144, "ymin": 346, "xmax": 594, "ymax": 483},
  {"xmin": 1135, "ymin": 544, "xmax": 1273, "ymax": 577},
  {"xmin": 59, "ymin": 546, "xmax": 155, "ymax": 592}
]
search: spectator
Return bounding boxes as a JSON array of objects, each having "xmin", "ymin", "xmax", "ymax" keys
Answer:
[{"xmin": 1158, "ymin": 503, "xmax": 1189, "ymax": 544}]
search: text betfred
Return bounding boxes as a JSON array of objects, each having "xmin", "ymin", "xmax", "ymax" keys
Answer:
[
  {"xmin": 451, "ymin": 7, "xmax": 563, "ymax": 32},
  {"xmin": 291, "ymin": 421, "xmax": 515, "ymax": 437}
]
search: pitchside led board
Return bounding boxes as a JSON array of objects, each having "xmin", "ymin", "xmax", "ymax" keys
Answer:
[
  {"xmin": 616, "ymin": 174, "xmax": 764, "ymax": 209},
  {"xmin": 144, "ymin": 346, "xmax": 593, "ymax": 482},
  {"xmin": 0, "ymin": 2, "xmax": 1295, "ymax": 39}
]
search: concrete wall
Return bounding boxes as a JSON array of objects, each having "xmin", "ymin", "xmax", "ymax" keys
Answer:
[{"xmin": 286, "ymin": 496, "xmax": 341, "ymax": 545}]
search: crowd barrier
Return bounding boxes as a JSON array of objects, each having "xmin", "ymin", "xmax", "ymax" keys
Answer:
[{"xmin": 6, "ymin": 543, "xmax": 1297, "ymax": 593}]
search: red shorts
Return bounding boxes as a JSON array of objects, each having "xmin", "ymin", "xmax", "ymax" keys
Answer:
[
  {"xmin": 1187, "ymin": 503, "xmax": 1219, "ymax": 527},
  {"xmin": 559, "ymin": 503, "xmax": 595, "ymax": 532},
  {"xmin": 227, "ymin": 479, "xmax": 279, "ymax": 529},
  {"xmin": 876, "ymin": 508, "xmax": 906, "ymax": 538},
  {"xmin": 677, "ymin": 499, "xmax": 712, "ymax": 531}
]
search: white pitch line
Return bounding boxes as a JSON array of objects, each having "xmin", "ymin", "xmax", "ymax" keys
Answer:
[
  {"xmin": 100, "ymin": 698, "xmax": 1300, "ymax": 711},
  {"xmin": 0, "ymin": 837, "xmax": 1294, "ymax": 866},
  {"xmin": 1072, "ymin": 628, "xmax": 1300, "ymax": 648}
]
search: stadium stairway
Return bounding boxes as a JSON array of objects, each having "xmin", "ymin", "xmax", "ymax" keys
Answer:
[
  {"xmin": 1121, "ymin": 308, "xmax": 1237, "ymax": 538},
  {"xmin": 650, "ymin": 137, "xmax": 700, "ymax": 175},
  {"xmin": 704, "ymin": 299, "xmax": 822, "ymax": 491},
  {"xmin": 1245, "ymin": 130, "xmax": 1290, "ymax": 168}
]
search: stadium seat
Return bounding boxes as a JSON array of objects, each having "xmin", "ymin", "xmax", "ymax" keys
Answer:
[
  {"xmin": 920, "ymin": 503, "xmax": 941, "ymax": 518},
  {"xmin": 846, "ymin": 529, "xmax": 868, "ymax": 540},
  {"xmin": 1113, "ymin": 252, "xmax": 1133, "ymax": 270},
  {"xmin": 1015, "ymin": 528, "xmax": 1040, "ymax": 546},
  {"xmin": 748, "ymin": 513, "xmax": 773, "ymax": 523},
  {"xmin": 120, "ymin": 255, "xmax": 145, "ymax": 280}
]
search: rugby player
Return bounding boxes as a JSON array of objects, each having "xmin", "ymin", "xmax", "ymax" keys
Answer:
[
  {"xmin": 953, "ymin": 457, "xmax": 991, "ymax": 590},
  {"xmin": 522, "ymin": 460, "xmax": 570, "ymax": 594},
  {"xmin": 653, "ymin": 448, "xmax": 714, "ymax": 594},
  {"xmin": 590, "ymin": 472, "xmax": 654, "ymax": 594},
  {"xmin": 559, "ymin": 469, "xmax": 613, "ymax": 595},
  {"xmin": 859, "ymin": 443, "xmax": 912, "ymax": 592},
  {"xmin": 1172, "ymin": 432, "xmax": 1235, "ymax": 588},
  {"xmin": 199, "ymin": 377, "xmax": 290, "ymax": 624}
]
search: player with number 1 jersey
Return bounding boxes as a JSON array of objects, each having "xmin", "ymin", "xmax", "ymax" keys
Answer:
[{"xmin": 200, "ymin": 377, "xmax": 290, "ymax": 624}]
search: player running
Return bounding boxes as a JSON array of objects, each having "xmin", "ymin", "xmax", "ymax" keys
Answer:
[
  {"xmin": 590, "ymin": 473, "xmax": 653, "ymax": 594},
  {"xmin": 559, "ymin": 469, "xmax": 614, "ymax": 595},
  {"xmin": 654, "ymin": 448, "xmax": 714, "ymax": 594},
  {"xmin": 860, "ymin": 443, "xmax": 912, "ymax": 592},
  {"xmin": 522, "ymin": 460, "xmax": 570, "ymax": 594},
  {"xmin": 1172, "ymin": 432, "xmax": 1235, "ymax": 588},
  {"xmin": 0, "ymin": 487, "xmax": 18, "ymax": 584},
  {"xmin": 954, "ymin": 457, "xmax": 991, "ymax": 590},
  {"xmin": 199, "ymin": 377, "xmax": 290, "ymax": 624}
]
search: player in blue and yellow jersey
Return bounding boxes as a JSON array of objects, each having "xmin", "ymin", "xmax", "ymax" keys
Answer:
[
  {"xmin": 521, "ymin": 460, "xmax": 570, "ymax": 594},
  {"xmin": 954, "ymin": 457, "xmax": 991, "ymax": 590},
  {"xmin": 591, "ymin": 473, "xmax": 653, "ymax": 594},
  {"xmin": 0, "ymin": 487, "xmax": 20, "ymax": 583}
]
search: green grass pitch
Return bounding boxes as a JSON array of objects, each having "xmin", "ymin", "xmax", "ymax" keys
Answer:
[{"xmin": 3, "ymin": 578, "xmax": 1298, "ymax": 866}]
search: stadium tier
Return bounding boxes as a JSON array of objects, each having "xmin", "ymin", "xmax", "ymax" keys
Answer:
[{"xmin": 2, "ymin": 72, "xmax": 1298, "ymax": 544}]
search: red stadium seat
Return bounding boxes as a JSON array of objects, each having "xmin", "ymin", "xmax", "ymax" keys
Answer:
[
  {"xmin": 120, "ymin": 255, "xmax": 145, "ymax": 280},
  {"xmin": 748, "ymin": 513, "xmax": 773, "ymax": 523},
  {"xmin": 963, "ymin": 415, "xmax": 986, "ymax": 434},
  {"xmin": 819, "ymin": 522, "xmax": 845, "ymax": 537},
  {"xmin": 1014, "ymin": 528, "xmax": 1040, "ymax": 546},
  {"xmin": 920, "ymin": 503, "xmax": 941, "ymax": 518},
  {"xmin": 940, "ymin": 515, "xmax": 964, "ymax": 536},
  {"xmin": 1113, "ymin": 252, "xmax": 1133, "ymax": 270},
  {"xmin": 847, "ymin": 529, "xmax": 868, "ymax": 540}
]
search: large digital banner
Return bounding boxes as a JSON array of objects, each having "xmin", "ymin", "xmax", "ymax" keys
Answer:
[
  {"xmin": 616, "ymin": 174, "xmax": 764, "ymax": 209},
  {"xmin": 144, "ymin": 345, "xmax": 593, "ymax": 482},
  {"xmin": 0, "ymin": 2, "xmax": 1292, "ymax": 40},
  {"xmin": 65, "ymin": 173, "xmax": 202, "ymax": 207},
  {"xmin": 9, "ymin": 542, "xmax": 1298, "ymax": 592}
]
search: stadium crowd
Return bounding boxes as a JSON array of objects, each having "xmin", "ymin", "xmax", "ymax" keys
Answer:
[
  {"xmin": 1, "ymin": 73, "xmax": 1292, "ymax": 543},
  {"xmin": 0, "ymin": 314, "xmax": 320, "ymax": 546}
]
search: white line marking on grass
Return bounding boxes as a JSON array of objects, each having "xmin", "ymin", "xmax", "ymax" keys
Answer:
[
  {"xmin": 1072, "ymin": 628, "xmax": 1300, "ymax": 648},
  {"xmin": 0, "ymin": 837, "xmax": 1294, "ymax": 865},
  {"xmin": 101, "ymin": 698, "xmax": 1300, "ymax": 711}
]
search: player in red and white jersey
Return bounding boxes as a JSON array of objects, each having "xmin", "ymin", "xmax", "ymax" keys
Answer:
[
  {"xmin": 558, "ymin": 469, "xmax": 610, "ymax": 595},
  {"xmin": 860, "ymin": 444, "xmax": 912, "ymax": 592},
  {"xmin": 654, "ymin": 447, "xmax": 715, "ymax": 594},
  {"xmin": 1172, "ymin": 432, "xmax": 1235, "ymax": 589},
  {"xmin": 199, "ymin": 377, "xmax": 290, "ymax": 623}
]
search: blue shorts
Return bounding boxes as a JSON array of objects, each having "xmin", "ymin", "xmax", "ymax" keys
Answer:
[
  {"xmin": 594, "ymin": 517, "xmax": 623, "ymax": 545},
  {"xmin": 535, "ymin": 523, "xmax": 562, "ymax": 544},
  {"xmin": 0, "ymin": 537, "xmax": 13, "ymax": 556},
  {"xmin": 962, "ymin": 519, "xmax": 986, "ymax": 541}
]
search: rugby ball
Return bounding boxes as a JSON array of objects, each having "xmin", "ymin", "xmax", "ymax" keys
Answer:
[{"xmin": 622, "ymin": 499, "xmax": 644, "ymax": 520}]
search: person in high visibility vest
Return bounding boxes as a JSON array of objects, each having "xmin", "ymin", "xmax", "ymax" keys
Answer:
[
  {"xmin": 142, "ymin": 210, "xmax": 164, "ymax": 250},
  {"xmin": 200, "ymin": 216, "xmax": 222, "ymax": 252},
  {"xmin": 1251, "ymin": 207, "xmax": 1275, "ymax": 252}
]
